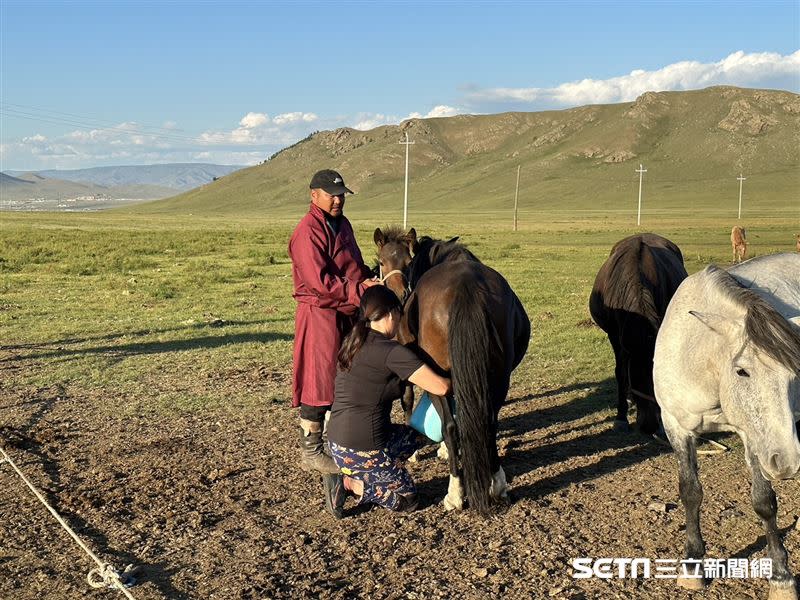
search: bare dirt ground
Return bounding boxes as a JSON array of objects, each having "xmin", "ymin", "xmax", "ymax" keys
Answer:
[{"xmin": 1, "ymin": 371, "xmax": 798, "ymax": 599}]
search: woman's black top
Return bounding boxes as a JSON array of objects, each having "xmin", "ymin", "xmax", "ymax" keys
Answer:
[{"xmin": 328, "ymin": 330, "xmax": 424, "ymax": 451}]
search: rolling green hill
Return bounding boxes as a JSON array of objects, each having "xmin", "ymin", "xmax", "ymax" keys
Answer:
[{"xmin": 127, "ymin": 86, "xmax": 800, "ymax": 220}]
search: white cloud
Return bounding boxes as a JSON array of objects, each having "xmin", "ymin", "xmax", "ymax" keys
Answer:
[
  {"xmin": 353, "ymin": 105, "xmax": 467, "ymax": 130},
  {"xmin": 352, "ymin": 113, "xmax": 397, "ymax": 130},
  {"xmin": 407, "ymin": 105, "xmax": 463, "ymax": 119},
  {"xmin": 239, "ymin": 112, "xmax": 269, "ymax": 128},
  {"xmin": 272, "ymin": 111, "xmax": 318, "ymax": 125},
  {"xmin": 425, "ymin": 105, "xmax": 461, "ymax": 118},
  {"xmin": 465, "ymin": 50, "xmax": 800, "ymax": 109},
  {"xmin": 7, "ymin": 50, "xmax": 795, "ymax": 170}
]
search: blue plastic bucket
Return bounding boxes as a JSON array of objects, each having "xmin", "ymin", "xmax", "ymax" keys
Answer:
[{"xmin": 409, "ymin": 391, "xmax": 444, "ymax": 442}]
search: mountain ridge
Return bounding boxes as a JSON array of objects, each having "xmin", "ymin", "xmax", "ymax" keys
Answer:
[
  {"xmin": 4, "ymin": 163, "xmax": 243, "ymax": 192},
  {"xmin": 0, "ymin": 171, "xmax": 179, "ymax": 210},
  {"xmin": 130, "ymin": 86, "xmax": 799, "ymax": 217}
]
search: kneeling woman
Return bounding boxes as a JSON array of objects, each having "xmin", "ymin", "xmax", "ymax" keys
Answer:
[{"xmin": 323, "ymin": 286, "xmax": 450, "ymax": 518}]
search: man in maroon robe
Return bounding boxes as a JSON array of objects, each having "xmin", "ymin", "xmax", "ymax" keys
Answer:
[{"xmin": 288, "ymin": 169, "xmax": 378, "ymax": 473}]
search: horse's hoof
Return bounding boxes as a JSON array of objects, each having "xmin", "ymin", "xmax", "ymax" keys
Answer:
[
  {"xmin": 408, "ymin": 451, "xmax": 419, "ymax": 463},
  {"xmin": 437, "ymin": 443, "xmax": 449, "ymax": 461},
  {"xmin": 493, "ymin": 492, "xmax": 511, "ymax": 508},
  {"xmin": 677, "ymin": 576, "xmax": 706, "ymax": 591},
  {"xmin": 443, "ymin": 494, "xmax": 463, "ymax": 511},
  {"xmin": 613, "ymin": 420, "xmax": 631, "ymax": 433},
  {"xmin": 768, "ymin": 581, "xmax": 799, "ymax": 600}
]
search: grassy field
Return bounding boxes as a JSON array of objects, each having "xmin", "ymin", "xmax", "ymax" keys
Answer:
[{"xmin": 2, "ymin": 208, "xmax": 797, "ymax": 420}]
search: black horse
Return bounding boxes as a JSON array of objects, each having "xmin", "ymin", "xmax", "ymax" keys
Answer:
[
  {"xmin": 374, "ymin": 226, "xmax": 530, "ymax": 514},
  {"xmin": 589, "ymin": 233, "xmax": 688, "ymax": 433}
]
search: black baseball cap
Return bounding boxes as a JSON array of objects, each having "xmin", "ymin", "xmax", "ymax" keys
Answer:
[{"xmin": 309, "ymin": 169, "xmax": 353, "ymax": 195}]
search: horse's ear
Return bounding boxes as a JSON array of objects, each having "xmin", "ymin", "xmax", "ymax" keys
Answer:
[
  {"xmin": 373, "ymin": 227, "xmax": 385, "ymax": 248},
  {"xmin": 689, "ymin": 310, "xmax": 738, "ymax": 336},
  {"xmin": 447, "ymin": 236, "xmax": 459, "ymax": 244},
  {"xmin": 405, "ymin": 228, "xmax": 417, "ymax": 252}
]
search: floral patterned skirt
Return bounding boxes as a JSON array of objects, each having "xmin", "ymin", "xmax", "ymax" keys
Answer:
[{"xmin": 329, "ymin": 424, "xmax": 426, "ymax": 510}]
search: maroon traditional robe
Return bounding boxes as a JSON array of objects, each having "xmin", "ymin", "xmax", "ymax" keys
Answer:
[{"xmin": 288, "ymin": 203, "xmax": 372, "ymax": 407}]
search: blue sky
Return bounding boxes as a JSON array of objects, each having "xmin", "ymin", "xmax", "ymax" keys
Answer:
[{"xmin": 2, "ymin": 1, "xmax": 798, "ymax": 170}]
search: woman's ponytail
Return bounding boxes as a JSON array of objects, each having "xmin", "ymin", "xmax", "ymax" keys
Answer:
[
  {"xmin": 338, "ymin": 317, "xmax": 371, "ymax": 371},
  {"xmin": 337, "ymin": 285, "xmax": 403, "ymax": 372}
]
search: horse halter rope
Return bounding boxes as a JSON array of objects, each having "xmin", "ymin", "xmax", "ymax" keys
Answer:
[{"xmin": 379, "ymin": 265, "xmax": 408, "ymax": 286}]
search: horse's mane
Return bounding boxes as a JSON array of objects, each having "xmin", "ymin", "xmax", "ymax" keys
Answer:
[
  {"xmin": 378, "ymin": 225, "xmax": 410, "ymax": 244},
  {"xmin": 603, "ymin": 238, "xmax": 661, "ymax": 330},
  {"xmin": 408, "ymin": 236, "xmax": 480, "ymax": 288},
  {"xmin": 705, "ymin": 265, "xmax": 800, "ymax": 372}
]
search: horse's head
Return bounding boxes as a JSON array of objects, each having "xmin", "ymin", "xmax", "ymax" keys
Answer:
[
  {"xmin": 689, "ymin": 306, "xmax": 800, "ymax": 481},
  {"xmin": 374, "ymin": 226, "xmax": 416, "ymax": 303}
]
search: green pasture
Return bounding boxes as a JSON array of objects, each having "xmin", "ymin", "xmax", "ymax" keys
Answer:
[{"xmin": 1, "ymin": 208, "xmax": 798, "ymax": 418}]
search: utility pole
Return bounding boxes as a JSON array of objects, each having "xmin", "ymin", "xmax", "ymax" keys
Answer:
[
  {"xmin": 635, "ymin": 163, "xmax": 647, "ymax": 226},
  {"xmin": 737, "ymin": 174, "xmax": 746, "ymax": 219},
  {"xmin": 399, "ymin": 132, "xmax": 414, "ymax": 230},
  {"xmin": 513, "ymin": 165, "xmax": 521, "ymax": 232}
]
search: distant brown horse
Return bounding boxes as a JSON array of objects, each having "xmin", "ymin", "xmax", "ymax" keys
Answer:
[
  {"xmin": 589, "ymin": 233, "xmax": 688, "ymax": 434},
  {"xmin": 731, "ymin": 225, "xmax": 748, "ymax": 263},
  {"xmin": 374, "ymin": 226, "xmax": 530, "ymax": 514},
  {"xmin": 795, "ymin": 234, "xmax": 800, "ymax": 253}
]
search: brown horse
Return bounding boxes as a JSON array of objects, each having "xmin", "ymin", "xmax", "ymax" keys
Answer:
[
  {"xmin": 731, "ymin": 225, "xmax": 748, "ymax": 263},
  {"xmin": 374, "ymin": 226, "xmax": 530, "ymax": 514},
  {"xmin": 589, "ymin": 233, "xmax": 688, "ymax": 434}
]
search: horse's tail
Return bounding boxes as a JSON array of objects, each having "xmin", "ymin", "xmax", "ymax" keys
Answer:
[{"xmin": 449, "ymin": 281, "xmax": 494, "ymax": 515}]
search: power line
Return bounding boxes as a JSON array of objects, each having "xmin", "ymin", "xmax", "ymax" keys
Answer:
[
  {"xmin": 0, "ymin": 108, "xmax": 277, "ymax": 147},
  {"xmin": 0, "ymin": 101, "xmax": 186, "ymax": 134},
  {"xmin": 0, "ymin": 107, "xmax": 208, "ymax": 144}
]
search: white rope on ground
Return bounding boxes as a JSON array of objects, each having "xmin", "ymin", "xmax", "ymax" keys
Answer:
[
  {"xmin": 696, "ymin": 436, "xmax": 730, "ymax": 455},
  {"xmin": 0, "ymin": 443, "xmax": 138, "ymax": 599},
  {"xmin": 651, "ymin": 433, "xmax": 730, "ymax": 455}
]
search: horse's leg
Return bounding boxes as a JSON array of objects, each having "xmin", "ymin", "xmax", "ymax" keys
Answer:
[
  {"xmin": 402, "ymin": 386, "xmax": 415, "ymax": 425},
  {"xmin": 488, "ymin": 404, "xmax": 508, "ymax": 502},
  {"xmin": 442, "ymin": 417, "xmax": 463, "ymax": 511},
  {"xmin": 744, "ymin": 448, "xmax": 798, "ymax": 600},
  {"xmin": 663, "ymin": 415, "xmax": 706, "ymax": 590},
  {"xmin": 404, "ymin": 387, "xmax": 425, "ymax": 463},
  {"xmin": 433, "ymin": 395, "xmax": 462, "ymax": 511},
  {"xmin": 610, "ymin": 334, "xmax": 630, "ymax": 431}
]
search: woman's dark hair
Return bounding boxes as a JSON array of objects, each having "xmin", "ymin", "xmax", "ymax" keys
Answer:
[{"xmin": 338, "ymin": 286, "xmax": 403, "ymax": 371}]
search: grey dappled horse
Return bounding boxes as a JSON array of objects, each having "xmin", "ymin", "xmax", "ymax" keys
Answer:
[{"xmin": 654, "ymin": 253, "xmax": 800, "ymax": 599}]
